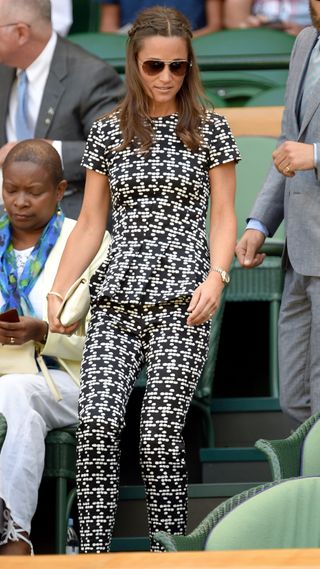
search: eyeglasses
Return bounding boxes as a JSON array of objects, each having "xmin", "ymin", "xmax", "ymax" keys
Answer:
[{"xmin": 139, "ymin": 59, "xmax": 191, "ymax": 77}]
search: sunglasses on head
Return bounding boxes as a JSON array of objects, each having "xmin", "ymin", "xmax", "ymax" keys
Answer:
[{"xmin": 139, "ymin": 59, "xmax": 191, "ymax": 76}]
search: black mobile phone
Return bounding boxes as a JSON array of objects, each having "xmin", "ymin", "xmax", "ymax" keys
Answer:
[{"xmin": 0, "ymin": 308, "xmax": 20, "ymax": 322}]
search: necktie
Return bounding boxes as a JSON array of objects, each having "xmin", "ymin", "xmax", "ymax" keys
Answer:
[
  {"xmin": 300, "ymin": 36, "xmax": 320, "ymax": 123},
  {"xmin": 15, "ymin": 70, "xmax": 33, "ymax": 140}
]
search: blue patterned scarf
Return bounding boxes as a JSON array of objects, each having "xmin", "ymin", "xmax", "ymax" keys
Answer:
[{"xmin": 0, "ymin": 210, "xmax": 64, "ymax": 316}]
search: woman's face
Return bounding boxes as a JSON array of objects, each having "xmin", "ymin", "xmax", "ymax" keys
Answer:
[
  {"xmin": 2, "ymin": 160, "xmax": 65, "ymax": 233},
  {"xmin": 137, "ymin": 35, "xmax": 189, "ymax": 116}
]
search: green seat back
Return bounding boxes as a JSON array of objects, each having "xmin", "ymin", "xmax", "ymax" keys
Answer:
[
  {"xmin": 205, "ymin": 477, "xmax": 320, "ymax": 550},
  {"xmin": 245, "ymin": 86, "xmax": 286, "ymax": 107},
  {"xmin": 200, "ymin": 70, "xmax": 288, "ymax": 107},
  {"xmin": 67, "ymin": 32, "xmax": 127, "ymax": 73},
  {"xmin": 300, "ymin": 419, "xmax": 320, "ymax": 476},
  {"xmin": 193, "ymin": 28, "xmax": 295, "ymax": 59},
  {"xmin": 195, "ymin": 29, "xmax": 293, "ymax": 106},
  {"xmin": 204, "ymin": 90, "xmax": 227, "ymax": 108}
]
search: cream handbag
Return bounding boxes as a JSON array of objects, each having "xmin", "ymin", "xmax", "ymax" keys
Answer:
[{"xmin": 56, "ymin": 276, "xmax": 90, "ymax": 334}]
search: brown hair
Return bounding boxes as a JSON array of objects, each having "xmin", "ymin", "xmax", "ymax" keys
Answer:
[{"xmin": 117, "ymin": 6, "xmax": 209, "ymax": 151}]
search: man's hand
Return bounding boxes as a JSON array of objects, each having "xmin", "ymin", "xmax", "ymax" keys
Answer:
[
  {"xmin": 235, "ymin": 229, "xmax": 266, "ymax": 268},
  {"xmin": 272, "ymin": 141, "xmax": 315, "ymax": 177}
]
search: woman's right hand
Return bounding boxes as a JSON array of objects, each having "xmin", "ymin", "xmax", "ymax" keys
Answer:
[{"xmin": 47, "ymin": 294, "xmax": 79, "ymax": 335}]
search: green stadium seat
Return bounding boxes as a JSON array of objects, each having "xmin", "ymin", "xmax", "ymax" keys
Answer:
[
  {"xmin": 154, "ymin": 477, "xmax": 320, "ymax": 551},
  {"xmin": 245, "ymin": 86, "xmax": 286, "ymax": 107},
  {"xmin": 192, "ymin": 28, "xmax": 295, "ymax": 61},
  {"xmin": 194, "ymin": 28, "xmax": 294, "ymax": 106},
  {"xmin": 256, "ymin": 411, "xmax": 320, "ymax": 480},
  {"xmin": 68, "ymin": 31, "xmax": 127, "ymax": 73}
]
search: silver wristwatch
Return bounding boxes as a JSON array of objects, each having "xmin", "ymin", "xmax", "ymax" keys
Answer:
[{"xmin": 210, "ymin": 266, "xmax": 231, "ymax": 285}]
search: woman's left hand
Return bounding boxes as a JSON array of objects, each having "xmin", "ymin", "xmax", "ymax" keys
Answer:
[
  {"xmin": 187, "ymin": 272, "xmax": 224, "ymax": 326},
  {"xmin": 0, "ymin": 316, "xmax": 48, "ymax": 345}
]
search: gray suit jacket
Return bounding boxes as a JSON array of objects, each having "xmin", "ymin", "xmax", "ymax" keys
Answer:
[
  {"xmin": 0, "ymin": 35, "xmax": 125, "ymax": 188},
  {"xmin": 250, "ymin": 26, "xmax": 320, "ymax": 276}
]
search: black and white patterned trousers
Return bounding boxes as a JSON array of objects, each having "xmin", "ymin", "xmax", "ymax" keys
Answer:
[{"xmin": 77, "ymin": 296, "xmax": 210, "ymax": 552}]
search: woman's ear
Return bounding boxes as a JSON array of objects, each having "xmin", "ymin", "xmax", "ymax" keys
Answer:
[{"xmin": 56, "ymin": 179, "xmax": 68, "ymax": 203}]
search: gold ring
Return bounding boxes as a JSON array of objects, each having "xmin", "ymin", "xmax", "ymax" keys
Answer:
[
  {"xmin": 10, "ymin": 337, "xmax": 15, "ymax": 344},
  {"xmin": 285, "ymin": 166, "xmax": 291, "ymax": 173}
]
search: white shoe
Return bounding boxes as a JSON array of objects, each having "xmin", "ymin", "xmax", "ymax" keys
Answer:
[{"xmin": 0, "ymin": 509, "xmax": 34, "ymax": 555}]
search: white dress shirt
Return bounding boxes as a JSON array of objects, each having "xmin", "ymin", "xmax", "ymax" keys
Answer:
[{"xmin": 6, "ymin": 31, "xmax": 62, "ymax": 158}]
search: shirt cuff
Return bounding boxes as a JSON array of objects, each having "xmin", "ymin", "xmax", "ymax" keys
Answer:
[
  {"xmin": 246, "ymin": 218, "xmax": 269, "ymax": 237},
  {"xmin": 314, "ymin": 143, "xmax": 318, "ymax": 168}
]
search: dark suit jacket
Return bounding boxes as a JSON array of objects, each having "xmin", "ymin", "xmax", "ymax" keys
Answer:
[{"xmin": 0, "ymin": 35, "xmax": 125, "ymax": 188}]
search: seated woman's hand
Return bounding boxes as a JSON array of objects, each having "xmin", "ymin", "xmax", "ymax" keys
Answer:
[{"xmin": 0, "ymin": 316, "xmax": 48, "ymax": 345}]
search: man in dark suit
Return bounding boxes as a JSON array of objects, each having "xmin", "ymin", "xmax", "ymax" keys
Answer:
[
  {"xmin": 236, "ymin": 0, "xmax": 320, "ymax": 423},
  {"xmin": 0, "ymin": 0, "xmax": 125, "ymax": 218}
]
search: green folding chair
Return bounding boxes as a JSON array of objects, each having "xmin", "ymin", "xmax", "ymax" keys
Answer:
[
  {"xmin": 0, "ymin": 412, "xmax": 77, "ymax": 553},
  {"xmin": 193, "ymin": 28, "xmax": 295, "ymax": 58},
  {"xmin": 44, "ymin": 425, "xmax": 78, "ymax": 553},
  {"xmin": 256, "ymin": 411, "xmax": 320, "ymax": 480},
  {"xmin": 154, "ymin": 476, "xmax": 320, "ymax": 551},
  {"xmin": 67, "ymin": 31, "xmax": 127, "ymax": 73},
  {"xmin": 245, "ymin": 86, "xmax": 286, "ymax": 107},
  {"xmin": 194, "ymin": 28, "xmax": 293, "ymax": 106}
]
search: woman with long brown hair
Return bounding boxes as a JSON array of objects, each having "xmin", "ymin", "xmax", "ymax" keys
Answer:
[{"xmin": 48, "ymin": 6, "xmax": 240, "ymax": 552}]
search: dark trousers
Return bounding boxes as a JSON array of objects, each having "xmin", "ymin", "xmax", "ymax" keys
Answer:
[{"xmin": 76, "ymin": 297, "xmax": 210, "ymax": 552}]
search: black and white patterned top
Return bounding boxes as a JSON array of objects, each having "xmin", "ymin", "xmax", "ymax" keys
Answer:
[{"xmin": 82, "ymin": 110, "xmax": 240, "ymax": 304}]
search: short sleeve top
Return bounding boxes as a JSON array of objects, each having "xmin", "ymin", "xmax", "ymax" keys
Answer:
[{"xmin": 82, "ymin": 110, "xmax": 240, "ymax": 304}]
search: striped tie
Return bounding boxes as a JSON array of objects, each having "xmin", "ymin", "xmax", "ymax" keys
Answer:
[{"xmin": 15, "ymin": 70, "xmax": 33, "ymax": 140}]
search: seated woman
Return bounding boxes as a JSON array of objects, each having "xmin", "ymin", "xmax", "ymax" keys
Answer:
[{"xmin": 0, "ymin": 140, "xmax": 109, "ymax": 555}]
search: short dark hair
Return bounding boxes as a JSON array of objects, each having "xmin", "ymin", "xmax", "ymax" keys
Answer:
[{"xmin": 3, "ymin": 139, "xmax": 64, "ymax": 186}]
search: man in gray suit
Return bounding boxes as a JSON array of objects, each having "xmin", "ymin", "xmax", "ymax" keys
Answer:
[
  {"xmin": 0, "ymin": 0, "xmax": 125, "ymax": 218},
  {"xmin": 236, "ymin": 0, "xmax": 320, "ymax": 424}
]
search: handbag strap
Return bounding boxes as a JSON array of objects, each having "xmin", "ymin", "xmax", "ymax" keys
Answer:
[{"xmin": 36, "ymin": 354, "xmax": 62, "ymax": 402}]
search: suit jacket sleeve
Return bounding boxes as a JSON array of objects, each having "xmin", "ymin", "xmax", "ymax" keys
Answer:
[
  {"xmin": 249, "ymin": 34, "xmax": 302, "ymax": 236},
  {"xmin": 60, "ymin": 59, "xmax": 125, "ymax": 182}
]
